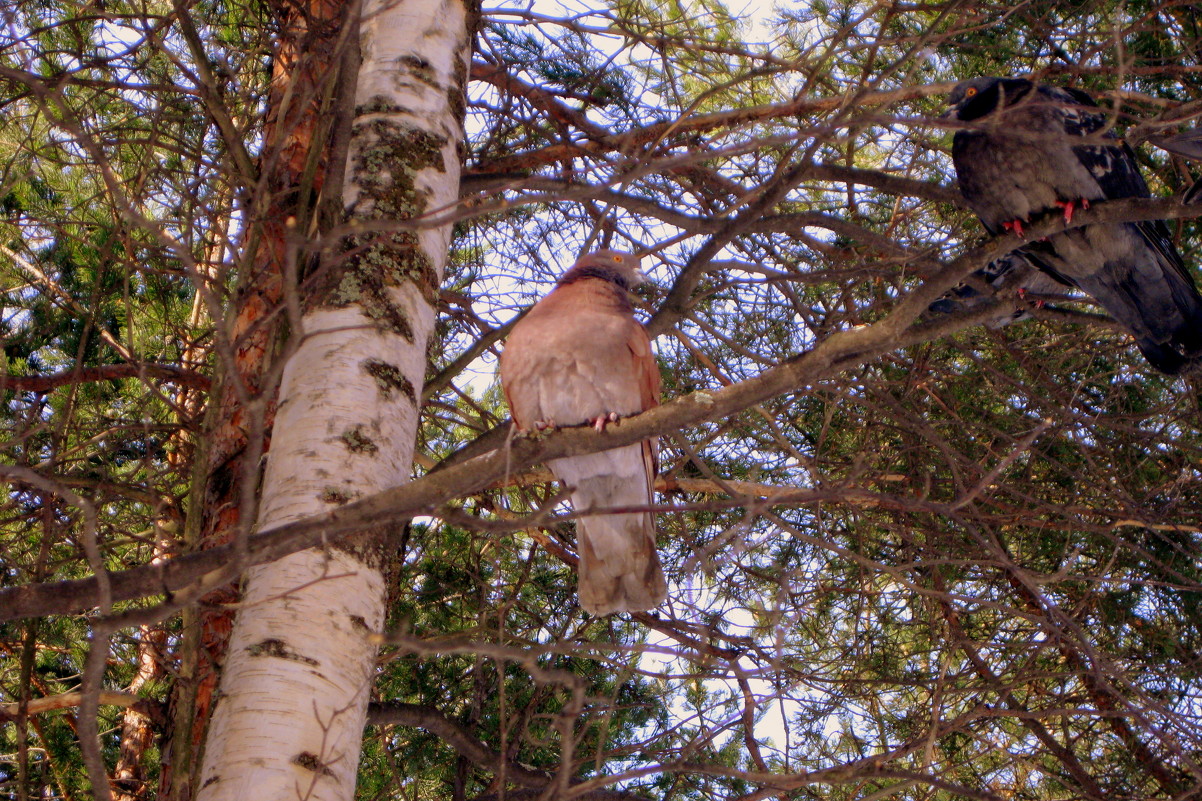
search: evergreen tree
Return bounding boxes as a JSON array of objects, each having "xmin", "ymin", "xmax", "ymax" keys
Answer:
[{"xmin": 2, "ymin": 0, "xmax": 1201, "ymax": 799}]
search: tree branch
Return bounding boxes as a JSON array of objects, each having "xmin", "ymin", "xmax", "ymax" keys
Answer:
[
  {"xmin": 0, "ymin": 290, "xmax": 980, "ymax": 621},
  {"xmin": 4, "ymin": 196, "xmax": 1198, "ymax": 622},
  {"xmin": 0, "ymin": 364, "xmax": 211, "ymax": 393},
  {"xmin": 0, "ymin": 691, "xmax": 164, "ymax": 726},
  {"xmin": 466, "ymin": 81, "xmax": 959, "ymax": 176},
  {"xmin": 368, "ymin": 702, "xmax": 552, "ymax": 789}
]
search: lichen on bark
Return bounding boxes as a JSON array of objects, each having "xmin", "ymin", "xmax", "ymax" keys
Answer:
[
  {"xmin": 362, "ymin": 357, "xmax": 417, "ymax": 402},
  {"xmin": 293, "ymin": 751, "xmax": 336, "ymax": 776},
  {"xmin": 340, "ymin": 424, "xmax": 379, "ymax": 454},
  {"xmin": 319, "ymin": 486, "xmax": 361, "ymax": 505},
  {"xmin": 246, "ymin": 638, "xmax": 319, "ymax": 665},
  {"xmin": 449, "ymin": 56, "xmax": 469, "ymax": 123},
  {"xmin": 308, "ymin": 97, "xmax": 447, "ymax": 330}
]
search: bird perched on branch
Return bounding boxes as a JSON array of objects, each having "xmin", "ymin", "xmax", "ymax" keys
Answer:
[
  {"xmin": 947, "ymin": 76, "xmax": 1202, "ymax": 374},
  {"xmin": 928, "ymin": 252, "xmax": 1064, "ymax": 327},
  {"xmin": 499, "ymin": 249, "xmax": 666, "ymax": 615}
]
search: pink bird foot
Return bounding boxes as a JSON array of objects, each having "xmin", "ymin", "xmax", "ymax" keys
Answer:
[
  {"xmin": 1001, "ymin": 218, "xmax": 1026, "ymax": 238},
  {"xmin": 590, "ymin": 412, "xmax": 620, "ymax": 432},
  {"xmin": 1017, "ymin": 288, "xmax": 1046, "ymax": 308},
  {"xmin": 533, "ymin": 419, "xmax": 557, "ymax": 431},
  {"xmin": 1055, "ymin": 197, "xmax": 1090, "ymax": 224}
]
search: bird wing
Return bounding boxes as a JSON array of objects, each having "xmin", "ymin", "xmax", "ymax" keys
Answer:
[
  {"xmin": 1043, "ymin": 92, "xmax": 1201, "ymax": 309},
  {"xmin": 1149, "ymin": 129, "xmax": 1202, "ymax": 160},
  {"xmin": 1028, "ymin": 84, "xmax": 1151, "ymax": 202},
  {"xmin": 627, "ymin": 320, "xmax": 661, "ymax": 482}
]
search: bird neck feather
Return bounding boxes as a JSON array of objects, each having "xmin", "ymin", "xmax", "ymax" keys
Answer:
[
  {"xmin": 560, "ymin": 264, "xmax": 636, "ymax": 292},
  {"xmin": 552, "ymin": 269, "xmax": 635, "ymax": 312}
]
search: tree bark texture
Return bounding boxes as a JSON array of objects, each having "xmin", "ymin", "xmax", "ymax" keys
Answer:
[
  {"xmin": 193, "ymin": 0, "xmax": 472, "ymax": 796},
  {"xmin": 162, "ymin": 0, "xmax": 357, "ymax": 797}
]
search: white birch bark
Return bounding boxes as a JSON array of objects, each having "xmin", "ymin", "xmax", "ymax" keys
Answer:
[{"xmin": 194, "ymin": 0, "xmax": 470, "ymax": 797}]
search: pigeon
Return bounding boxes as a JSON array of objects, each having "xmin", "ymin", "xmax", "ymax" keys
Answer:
[
  {"xmin": 928, "ymin": 252, "xmax": 1065, "ymax": 327},
  {"xmin": 947, "ymin": 76, "xmax": 1202, "ymax": 374},
  {"xmin": 498, "ymin": 249, "xmax": 667, "ymax": 615}
]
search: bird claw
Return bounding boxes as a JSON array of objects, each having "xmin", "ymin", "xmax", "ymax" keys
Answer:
[
  {"xmin": 534, "ymin": 419, "xmax": 557, "ymax": 431},
  {"xmin": 1017, "ymin": 288, "xmax": 1046, "ymax": 309},
  {"xmin": 1055, "ymin": 198, "xmax": 1090, "ymax": 225},
  {"xmin": 590, "ymin": 412, "xmax": 620, "ymax": 432},
  {"xmin": 1001, "ymin": 218, "xmax": 1027, "ymax": 238}
]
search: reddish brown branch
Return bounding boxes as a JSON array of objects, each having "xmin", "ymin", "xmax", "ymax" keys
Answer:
[{"xmin": 0, "ymin": 364, "xmax": 210, "ymax": 393}]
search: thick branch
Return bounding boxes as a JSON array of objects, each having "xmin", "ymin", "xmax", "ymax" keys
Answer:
[{"xmin": 0, "ymin": 278, "xmax": 986, "ymax": 622}]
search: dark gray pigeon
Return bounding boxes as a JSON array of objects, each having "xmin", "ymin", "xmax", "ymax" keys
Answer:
[
  {"xmin": 947, "ymin": 76, "xmax": 1202, "ymax": 374},
  {"xmin": 929, "ymin": 252, "xmax": 1065, "ymax": 327}
]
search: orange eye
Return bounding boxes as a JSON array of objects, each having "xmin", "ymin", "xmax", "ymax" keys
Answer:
[
  {"xmin": 965, "ymin": 87, "xmax": 978, "ymax": 97},
  {"xmin": 612, "ymin": 255, "xmax": 622, "ymax": 263}
]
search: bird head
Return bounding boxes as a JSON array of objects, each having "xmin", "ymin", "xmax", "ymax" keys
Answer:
[
  {"xmin": 947, "ymin": 77, "xmax": 1034, "ymax": 122},
  {"xmin": 567, "ymin": 249, "xmax": 649, "ymax": 291}
]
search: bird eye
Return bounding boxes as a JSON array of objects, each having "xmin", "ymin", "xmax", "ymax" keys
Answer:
[
  {"xmin": 965, "ymin": 87, "xmax": 978, "ymax": 97},
  {"xmin": 612, "ymin": 255, "xmax": 622, "ymax": 263}
]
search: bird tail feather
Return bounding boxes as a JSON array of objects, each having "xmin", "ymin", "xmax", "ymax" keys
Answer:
[
  {"xmin": 1085, "ymin": 247, "xmax": 1202, "ymax": 375},
  {"xmin": 566, "ymin": 474, "xmax": 666, "ymax": 615}
]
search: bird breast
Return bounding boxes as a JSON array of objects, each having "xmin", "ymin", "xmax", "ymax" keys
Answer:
[
  {"xmin": 954, "ymin": 128, "xmax": 1103, "ymax": 230},
  {"xmin": 502, "ymin": 290, "xmax": 644, "ymax": 428}
]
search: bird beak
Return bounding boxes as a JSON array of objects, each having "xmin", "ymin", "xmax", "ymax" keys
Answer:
[{"xmin": 625, "ymin": 253, "xmax": 651, "ymax": 286}]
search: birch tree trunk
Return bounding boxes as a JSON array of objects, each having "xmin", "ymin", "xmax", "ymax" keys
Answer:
[
  {"xmin": 164, "ymin": 0, "xmax": 353, "ymax": 792},
  {"xmin": 193, "ymin": 0, "xmax": 473, "ymax": 796}
]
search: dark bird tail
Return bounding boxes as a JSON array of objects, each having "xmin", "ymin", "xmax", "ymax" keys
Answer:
[
  {"xmin": 1069, "ymin": 221, "xmax": 1202, "ymax": 375},
  {"xmin": 1129, "ymin": 298, "xmax": 1202, "ymax": 375}
]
